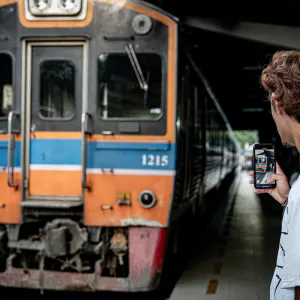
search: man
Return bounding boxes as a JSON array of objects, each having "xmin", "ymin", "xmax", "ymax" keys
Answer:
[{"xmin": 249, "ymin": 50, "xmax": 300, "ymax": 300}]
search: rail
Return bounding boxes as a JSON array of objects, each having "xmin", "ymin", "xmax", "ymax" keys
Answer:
[
  {"xmin": 7, "ymin": 111, "xmax": 20, "ymax": 189},
  {"xmin": 81, "ymin": 112, "xmax": 92, "ymax": 191}
]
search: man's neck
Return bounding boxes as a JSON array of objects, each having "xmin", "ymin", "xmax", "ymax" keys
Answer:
[{"xmin": 292, "ymin": 120, "xmax": 300, "ymax": 152}]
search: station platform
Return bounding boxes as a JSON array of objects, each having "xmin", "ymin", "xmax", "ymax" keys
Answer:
[{"xmin": 169, "ymin": 171, "xmax": 282, "ymax": 300}]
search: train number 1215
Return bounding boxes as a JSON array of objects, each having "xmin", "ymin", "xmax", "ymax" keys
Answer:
[{"xmin": 142, "ymin": 154, "xmax": 169, "ymax": 167}]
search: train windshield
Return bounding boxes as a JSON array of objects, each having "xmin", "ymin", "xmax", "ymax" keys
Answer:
[
  {"xmin": 256, "ymin": 155, "xmax": 266, "ymax": 164},
  {"xmin": 98, "ymin": 53, "xmax": 163, "ymax": 120}
]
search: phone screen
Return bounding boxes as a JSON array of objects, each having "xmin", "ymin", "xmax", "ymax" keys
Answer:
[{"xmin": 253, "ymin": 143, "xmax": 276, "ymax": 189}]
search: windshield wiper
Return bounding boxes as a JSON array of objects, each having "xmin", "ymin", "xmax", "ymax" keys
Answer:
[{"xmin": 125, "ymin": 43, "xmax": 148, "ymax": 92}]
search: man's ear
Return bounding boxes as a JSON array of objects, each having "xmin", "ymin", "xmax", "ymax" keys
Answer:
[{"xmin": 272, "ymin": 92, "xmax": 283, "ymax": 115}]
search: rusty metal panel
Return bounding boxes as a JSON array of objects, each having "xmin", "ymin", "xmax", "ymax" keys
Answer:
[
  {"xmin": 128, "ymin": 227, "xmax": 167, "ymax": 290},
  {"xmin": 0, "ymin": 227, "xmax": 168, "ymax": 292}
]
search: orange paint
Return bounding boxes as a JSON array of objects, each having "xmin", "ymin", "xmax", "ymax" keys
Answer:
[
  {"xmin": 0, "ymin": 172, "xmax": 21, "ymax": 224},
  {"xmin": 0, "ymin": 0, "xmax": 16, "ymax": 7},
  {"xmin": 85, "ymin": 174, "xmax": 173, "ymax": 227},
  {"xmin": 0, "ymin": 134, "xmax": 21, "ymax": 141},
  {"xmin": 0, "ymin": 135, "xmax": 8, "ymax": 141},
  {"xmin": 88, "ymin": 135, "xmax": 172, "ymax": 143},
  {"xmin": 30, "ymin": 132, "xmax": 81, "ymax": 140},
  {"xmin": 30, "ymin": 131, "xmax": 172, "ymax": 144},
  {"xmin": 29, "ymin": 170, "xmax": 81, "ymax": 196},
  {"xmin": 18, "ymin": 0, "xmax": 94, "ymax": 28}
]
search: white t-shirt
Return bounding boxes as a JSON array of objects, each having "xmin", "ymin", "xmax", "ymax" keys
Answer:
[{"xmin": 270, "ymin": 176, "xmax": 300, "ymax": 299}]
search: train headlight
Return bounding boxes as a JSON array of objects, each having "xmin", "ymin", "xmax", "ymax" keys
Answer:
[
  {"xmin": 138, "ymin": 190, "xmax": 157, "ymax": 208},
  {"xmin": 132, "ymin": 14, "xmax": 153, "ymax": 35},
  {"xmin": 33, "ymin": 0, "xmax": 51, "ymax": 11},
  {"xmin": 27, "ymin": 0, "xmax": 86, "ymax": 18},
  {"xmin": 59, "ymin": 0, "xmax": 79, "ymax": 12}
]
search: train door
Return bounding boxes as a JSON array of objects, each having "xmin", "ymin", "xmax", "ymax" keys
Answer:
[
  {"xmin": 23, "ymin": 41, "xmax": 87, "ymax": 202},
  {"xmin": 0, "ymin": 52, "xmax": 21, "ymax": 223}
]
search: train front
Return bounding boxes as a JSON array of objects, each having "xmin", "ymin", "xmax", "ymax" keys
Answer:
[{"xmin": 0, "ymin": 0, "xmax": 177, "ymax": 292}]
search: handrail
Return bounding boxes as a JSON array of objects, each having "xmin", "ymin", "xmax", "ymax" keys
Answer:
[
  {"xmin": 81, "ymin": 112, "xmax": 92, "ymax": 191},
  {"xmin": 7, "ymin": 111, "xmax": 20, "ymax": 189}
]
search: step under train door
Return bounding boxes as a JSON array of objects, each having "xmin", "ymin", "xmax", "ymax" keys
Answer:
[{"xmin": 23, "ymin": 40, "xmax": 88, "ymax": 205}]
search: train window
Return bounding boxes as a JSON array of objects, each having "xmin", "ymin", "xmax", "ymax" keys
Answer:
[
  {"xmin": 97, "ymin": 53, "xmax": 162, "ymax": 120},
  {"xmin": 39, "ymin": 60, "xmax": 75, "ymax": 119},
  {"xmin": 0, "ymin": 53, "xmax": 13, "ymax": 118}
]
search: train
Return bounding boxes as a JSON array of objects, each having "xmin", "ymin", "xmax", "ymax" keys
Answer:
[
  {"xmin": 0, "ymin": 0, "xmax": 240, "ymax": 294},
  {"xmin": 255, "ymin": 154, "xmax": 268, "ymax": 173}
]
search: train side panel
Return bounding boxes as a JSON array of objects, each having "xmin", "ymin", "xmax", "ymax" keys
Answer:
[{"xmin": 171, "ymin": 45, "xmax": 239, "ymax": 224}]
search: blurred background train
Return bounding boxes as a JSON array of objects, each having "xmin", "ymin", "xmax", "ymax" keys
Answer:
[{"xmin": 0, "ymin": 0, "xmax": 240, "ymax": 294}]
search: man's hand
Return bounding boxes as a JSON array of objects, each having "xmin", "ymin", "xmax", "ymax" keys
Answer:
[{"xmin": 249, "ymin": 161, "xmax": 290, "ymax": 205}]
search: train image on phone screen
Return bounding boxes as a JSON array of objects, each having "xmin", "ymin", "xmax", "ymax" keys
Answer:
[{"xmin": 254, "ymin": 148, "xmax": 275, "ymax": 185}]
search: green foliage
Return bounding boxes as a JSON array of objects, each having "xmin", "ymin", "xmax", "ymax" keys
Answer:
[{"xmin": 233, "ymin": 130, "xmax": 258, "ymax": 149}]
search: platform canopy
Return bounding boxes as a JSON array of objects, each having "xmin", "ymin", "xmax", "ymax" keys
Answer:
[{"xmin": 145, "ymin": 1, "xmax": 300, "ymax": 136}]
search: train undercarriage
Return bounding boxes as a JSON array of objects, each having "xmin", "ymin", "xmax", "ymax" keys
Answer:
[{"xmin": 0, "ymin": 210, "xmax": 166, "ymax": 293}]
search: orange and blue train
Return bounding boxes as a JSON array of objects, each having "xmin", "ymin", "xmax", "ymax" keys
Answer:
[
  {"xmin": 0, "ymin": 0, "xmax": 240, "ymax": 293},
  {"xmin": 255, "ymin": 155, "xmax": 268, "ymax": 173}
]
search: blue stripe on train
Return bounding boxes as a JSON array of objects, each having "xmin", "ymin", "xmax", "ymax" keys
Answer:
[
  {"xmin": 0, "ymin": 140, "xmax": 176, "ymax": 170},
  {"xmin": 256, "ymin": 164, "xmax": 267, "ymax": 167},
  {"xmin": 0, "ymin": 141, "xmax": 21, "ymax": 167}
]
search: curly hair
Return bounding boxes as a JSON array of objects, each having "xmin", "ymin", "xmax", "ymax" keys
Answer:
[{"xmin": 261, "ymin": 50, "xmax": 300, "ymax": 122}]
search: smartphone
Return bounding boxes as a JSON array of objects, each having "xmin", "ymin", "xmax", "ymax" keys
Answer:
[{"xmin": 253, "ymin": 143, "xmax": 276, "ymax": 189}]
